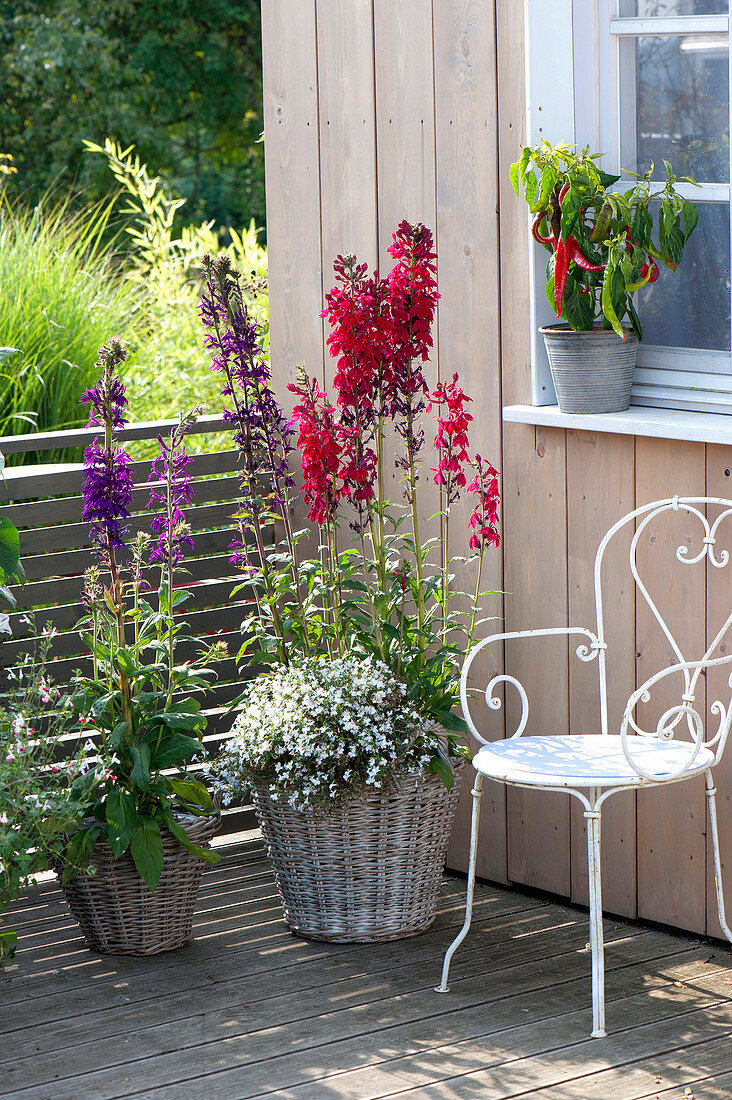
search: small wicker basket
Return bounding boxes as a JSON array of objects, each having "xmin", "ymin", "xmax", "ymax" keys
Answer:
[
  {"xmin": 59, "ymin": 813, "xmax": 219, "ymax": 955},
  {"xmin": 251, "ymin": 767, "xmax": 463, "ymax": 943}
]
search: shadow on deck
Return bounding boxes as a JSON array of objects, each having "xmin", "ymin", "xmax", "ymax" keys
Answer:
[{"xmin": 3, "ymin": 833, "xmax": 732, "ymax": 1099}]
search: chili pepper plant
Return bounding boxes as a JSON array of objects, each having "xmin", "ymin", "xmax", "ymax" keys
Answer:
[
  {"xmin": 200, "ymin": 223, "xmax": 501, "ymax": 787},
  {"xmin": 511, "ymin": 141, "xmax": 699, "ymax": 340},
  {"xmin": 58, "ymin": 339, "xmax": 223, "ymax": 892}
]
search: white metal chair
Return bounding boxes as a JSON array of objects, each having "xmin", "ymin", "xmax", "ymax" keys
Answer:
[{"xmin": 436, "ymin": 496, "xmax": 732, "ymax": 1038}]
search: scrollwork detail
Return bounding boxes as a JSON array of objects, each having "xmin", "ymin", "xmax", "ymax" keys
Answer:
[{"xmin": 484, "ymin": 674, "xmax": 529, "ymax": 739}]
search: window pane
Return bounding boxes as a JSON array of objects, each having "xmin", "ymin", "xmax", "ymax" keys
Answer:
[
  {"xmin": 621, "ymin": 33, "xmax": 729, "ymax": 182},
  {"xmin": 635, "ymin": 202, "xmax": 730, "ymax": 352},
  {"xmin": 621, "ymin": 2, "xmax": 728, "ymax": 14}
]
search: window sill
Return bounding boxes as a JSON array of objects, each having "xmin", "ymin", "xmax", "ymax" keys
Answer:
[{"xmin": 503, "ymin": 404, "xmax": 732, "ymax": 445}]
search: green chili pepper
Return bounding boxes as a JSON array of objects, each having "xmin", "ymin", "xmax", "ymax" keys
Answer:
[{"xmin": 590, "ymin": 202, "xmax": 612, "ymax": 243}]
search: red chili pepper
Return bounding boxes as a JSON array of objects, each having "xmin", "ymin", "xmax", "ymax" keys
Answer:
[
  {"xmin": 567, "ymin": 236, "xmax": 605, "ymax": 272},
  {"xmin": 554, "ymin": 236, "xmax": 570, "ymax": 316},
  {"xmin": 532, "ymin": 211, "xmax": 553, "ymax": 246},
  {"xmin": 558, "ymin": 182, "xmax": 570, "ymax": 204},
  {"xmin": 648, "ymin": 258, "xmax": 660, "ymax": 283}
]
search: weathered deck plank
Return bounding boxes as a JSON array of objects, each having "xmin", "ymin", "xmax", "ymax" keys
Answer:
[{"xmin": 2, "ymin": 834, "xmax": 731, "ymax": 1100}]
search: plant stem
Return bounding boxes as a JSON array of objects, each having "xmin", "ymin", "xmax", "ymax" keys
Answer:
[
  {"xmin": 406, "ymin": 402, "xmax": 426, "ymax": 663},
  {"xmin": 467, "ymin": 549, "xmax": 484, "ymax": 647}
]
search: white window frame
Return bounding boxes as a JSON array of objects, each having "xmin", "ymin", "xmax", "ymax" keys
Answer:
[{"xmin": 524, "ymin": 0, "xmax": 732, "ymax": 413}]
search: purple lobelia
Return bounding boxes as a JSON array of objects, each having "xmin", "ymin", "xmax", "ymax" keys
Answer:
[
  {"xmin": 200, "ymin": 254, "xmax": 307, "ymax": 663},
  {"xmin": 80, "ymin": 337, "xmax": 134, "ymax": 725},
  {"xmin": 148, "ymin": 410, "xmax": 198, "ymax": 569},
  {"xmin": 81, "ymin": 338, "xmax": 134, "ymax": 556}
]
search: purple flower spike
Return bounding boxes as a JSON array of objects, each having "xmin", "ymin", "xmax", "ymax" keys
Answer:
[
  {"xmin": 148, "ymin": 413, "xmax": 198, "ymax": 568},
  {"xmin": 81, "ymin": 337, "xmax": 129, "ymax": 430},
  {"xmin": 81, "ymin": 338, "xmax": 133, "ymax": 556},
  {"xmin": 82, "ymin": 440, "xmax": 134, "ymax": 552},
  {"xmin": 199, "ymin": 255, "xmax": 295, "ymax": 532}
]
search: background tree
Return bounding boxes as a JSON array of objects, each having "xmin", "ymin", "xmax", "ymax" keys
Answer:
[{"xmin": 0, "ymin": 0, "xmax": 264, "ymax": 233}]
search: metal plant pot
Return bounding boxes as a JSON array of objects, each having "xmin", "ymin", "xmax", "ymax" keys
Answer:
[{"xmin": 540, "ymin": 325, "xmax": 638, "ymax": 414}]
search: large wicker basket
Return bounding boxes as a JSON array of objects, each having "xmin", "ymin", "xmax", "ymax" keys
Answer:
[
  {"xmin": 251, "ymin": 767, "xmax": 463, "ymax": 942},
  {"xmin": 59, "ymin": 813, "xmax": 219, "ymax": 955}
]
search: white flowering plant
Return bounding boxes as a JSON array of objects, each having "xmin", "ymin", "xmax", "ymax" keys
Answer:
[
  {"xmin": 0, "ymin": 628, "xmax": 88, "ymax": 961},
  {"xmin": 210, "ymin": 655, "xmax": 468, "ymax": 812}
]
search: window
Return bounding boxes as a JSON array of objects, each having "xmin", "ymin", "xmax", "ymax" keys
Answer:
[{"xmin": 525, "ymin": 1, "xmax": 732, "ymax": 412}]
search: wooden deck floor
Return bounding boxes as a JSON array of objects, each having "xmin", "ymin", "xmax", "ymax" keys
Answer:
[{"xmin": 3, "ymin": 832, "xmax": 732, "ymax": 1100}]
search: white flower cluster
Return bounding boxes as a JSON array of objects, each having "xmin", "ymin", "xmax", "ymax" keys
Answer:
[{"xmin": 212, "ymin": 655, "xmax": 439, "ymax": 810}]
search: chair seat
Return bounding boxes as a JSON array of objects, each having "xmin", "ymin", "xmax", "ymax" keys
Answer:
[{"xmin": 473, "ymin": 735, "xmax": 715, "ymax": 788}]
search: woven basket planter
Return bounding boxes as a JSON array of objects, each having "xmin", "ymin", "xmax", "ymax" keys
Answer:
[
  {"xmin": 251, "ymin": 767, "xmax": 464, "ymax": 943},
  {"xmin": 59, "ymin": 813, "xmax": 219, "ymax": 955}
]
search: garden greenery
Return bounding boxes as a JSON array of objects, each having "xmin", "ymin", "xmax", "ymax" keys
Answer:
[
  {"xmin": 511, "ymin": 140, "xmax": 698, "ymax": 339},
  {"xmin": 0, "ymin": 628, "xmax": 88, "ymax": 961},
  {"xmin": 0, "ymin": 191, "xmax": 140, "ymax": 451},
  {"xmin": 213, "ymin": 656, "xmax": 438, "ymax": 811},
  {"xmin": 200, "ymin": 222, "xmax": 501, "ymax": 789},
  {"xmin": 59, "ymin": 340, "xmax": 223, "ymax": 892}
]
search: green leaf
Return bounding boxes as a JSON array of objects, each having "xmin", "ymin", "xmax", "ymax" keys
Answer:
[
  {"xmin": 130, "ymin": 744, "xmax": 151, "ymax": 789},
  {"xmin": 601, "ymin": 261, "xmax": 625, "ymax": 338},
  {"xmin": 63, "ymin": 824, "xmax": 101, "ymax": 878},
  {"xmin": 148, "ymin": 732, "xmax": 200, "ymax": 769},
  {"xmin": 130, "ymin": 818, "xmax": 164, "ymax": 891},
  {"xmin": 0, "ymin": 348, "xmax": 19, "ymax": 364},
  {"xmin": 0, "ymin": 519, "xmax": 20, "ymax": 583},
  {"xmin": 681, "ymin": 200, "xmax": 698, "ymax": 242},
  {"xmin": 427, "ymin": 756, "xmax": 455, "ymax": 790},
  {"xmin": 169, "ymin": 777, "xmax": 214, "ymax": 810},
  {"xmin": 106, "ymin": 789, "xmax": 138, "ymax": 858},
  {"xmin": 530, "ymin": 164, "xmax": 557, "ymax": 213},
  {"xmin": 596, "ymin": 169, "xmax": 621, "ymax": 187}
]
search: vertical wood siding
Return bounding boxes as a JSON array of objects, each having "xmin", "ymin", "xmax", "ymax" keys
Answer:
[{"xmin": 263, "ymin": 0, "xmax": 732, "ymax": 935}]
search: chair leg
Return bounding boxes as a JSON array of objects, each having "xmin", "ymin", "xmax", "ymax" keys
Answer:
[
  {"xmin": 706, "ymin": 771, "xmax": 732, "ymax": 943},
  {"xmin": 585, "ymin": 797, "xmax": 606, "ymax": 1038},
  {"xmin": 435, "ymin": 773, "xmax": 484, "ymax": 993}
]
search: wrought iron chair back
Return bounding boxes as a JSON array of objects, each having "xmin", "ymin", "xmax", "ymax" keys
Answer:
[
  {"xmin": 442, "ymin": 495, "xmax": 732, "ymax": 1039},
  {"xmin": 593, "ymin": 496, "xmax": 732, "ymax": 778}
]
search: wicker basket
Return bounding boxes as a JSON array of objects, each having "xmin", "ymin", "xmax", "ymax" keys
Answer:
[
  {"xmin": 59, "ymin": 813, "xmax": 219, "ymax": 955},
  {"xmin": 251, "ymin": 767, "xmax": 464, "ymax": 942}
]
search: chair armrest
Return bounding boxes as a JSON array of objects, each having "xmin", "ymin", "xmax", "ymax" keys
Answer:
[
  {"xmin": 460, "ymin": 626, "xmax": 604, "ymax": 747},
  {"xmin": 620, "ymin": 653, "xmax": 732, "ymax": 780}
]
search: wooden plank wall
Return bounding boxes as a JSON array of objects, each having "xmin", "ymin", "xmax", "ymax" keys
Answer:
[{"xmin": 262, "ymin": 0, "xmax": 732, "ymax": 935}]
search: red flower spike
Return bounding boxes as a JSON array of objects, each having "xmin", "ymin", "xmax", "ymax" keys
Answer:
[
  {"xmin": 428, "ymin": 373, "xmax": 473, "ymax": 506},
  {"xmin": 290, "ymin": 374, "xmax": 345, "ymax": 525},
  {"xmin": 467, "ymin": 454, "xmax": 501, "ymax": 551}
]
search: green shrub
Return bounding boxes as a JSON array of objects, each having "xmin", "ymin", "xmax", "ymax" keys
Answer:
[
  {"xmin": 85, "ymin": 139, "xmax": 268, "ymax": 452},
  {"xmin": 0, "ymin": 193, "xmax": 140, "ymax": 460}
]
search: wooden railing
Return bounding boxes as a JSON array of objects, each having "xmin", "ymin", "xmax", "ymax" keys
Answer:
[{"xmin": 0, "ymin": 416, "xmax": 258, "ymax": 833}]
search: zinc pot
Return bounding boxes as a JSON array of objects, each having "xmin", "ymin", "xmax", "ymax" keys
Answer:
[
  {"xmin": 540, "ymin": 324, "xmax": 638, "ymax": 414},
  {"xmin": 251, "ymin": 766, "xmax": 464, "ymax": 943},
  {"xmin": 59, "ymin": 813, "xmax": 219, "ymax": 955}
]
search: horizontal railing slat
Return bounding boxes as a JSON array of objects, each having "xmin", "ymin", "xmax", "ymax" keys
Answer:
[
  {"xmin": 4, "ymin": 476, "xmax": 242, "ymax": 529},
  {"xmin": 19, "ymin": 503, "xmax": 245, "ymax": 554},
  {"xmin": 0, "ymin": 450, "xmax": 241, "ymax": 504},
  {"xmin": 21, "ymin": 529, "xmax": 240, "ymax": 581},
  {"xmin": 0, "ymin": 414, "xmax": 229, "ymax": 455}
]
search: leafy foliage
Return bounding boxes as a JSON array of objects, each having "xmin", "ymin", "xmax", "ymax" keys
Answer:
[
  {"xmin": 512, "ymin": 140, "xmax": 699, "ymax": 339},
  {"xmin": 0, "ymin": 628, "xmax": 89, "ymax": 962},
  {"xmin": 0, "ymin": 194, "xmax": 139, "ymax": 454},
  {"xmin": 87, "ymin": 139, "xmax": 268, "ymax": 442},
  {"xmin": 0, "ymin": 0, "xmax": 264, "ymax": 231}
]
